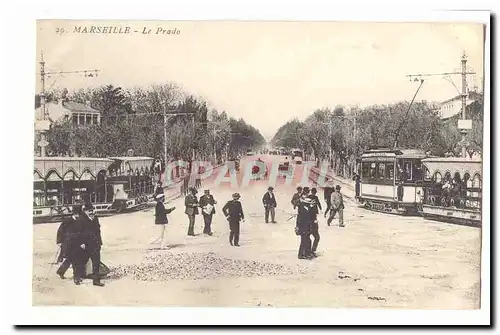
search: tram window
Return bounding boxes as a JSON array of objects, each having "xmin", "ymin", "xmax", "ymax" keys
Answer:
[
  {"xmin": 378, "ymin": 163, "xmax": 386, "ymax": 180},
  {"xmin": 386, "ymin": 164, "xmax": 394, "ymax": 180},
  {"xmin": 434, "ymin": 172, "xmax": 442, "ymax": 183},
  {"xmin": 369, "ymin": 163, "xmax": 377, "ymax": 179},
  {"xmin": 72, "ymin": 115, "xmax": 78, "ymax": 127},
  {"xmin": 403, "ymin": 161, "xmax": 412, "ymax": 180},
  {"xmin": 361, "ymin": 163, "xmax": 370, "ymax": 178}
]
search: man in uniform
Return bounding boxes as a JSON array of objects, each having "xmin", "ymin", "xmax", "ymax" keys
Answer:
[
  {"xmin": 262, "ymin": 186, "xmax": 277, "ymax": 223},
  {"xmin": 184, "ymin": 187, "xmax": 199, "ymax": 236},
  {"xmin": 222, "ymin": 193, "xmax": 245, "ymax": 247},
  {"xmin": 199, "ymin": 189, "xmax": 217, "ymax": 236},
  {"xmin": 308, "ymin": 188, "xmax": 322, "ymax": 257},
  {"xmin": 81, "ymin": 203, "xmax": 105, "ymax": 287},
  {"xmin": 328, "ymin": 185, "xmax": 345, "ymax": 227}
]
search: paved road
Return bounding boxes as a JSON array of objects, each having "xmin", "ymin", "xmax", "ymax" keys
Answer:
[{"xmin": 32, "ymin": 154, "xmax": 481, "ymax": 308}]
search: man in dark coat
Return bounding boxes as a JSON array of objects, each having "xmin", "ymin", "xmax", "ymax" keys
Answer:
[
  {"xmin": 184, "ymin": 187, "xmax": 199, "ymax": 236},
  {"xmin": 291, "ymin": 186, "xmax": 303, "ymax": 209},
  {"xmin": 222, "ymin": 193, "xmax": 245, "ymax": 246},
  {"xmin": 152, "ymin": 193, "xmax": 176, "ymax": 247},
  {"xmin": 199, "ymin": 189, "xmax": 217, "ymax": 236},
  {"xmin": 323, "ymin": 179, "xmax": 335, "ymax": 218},
  {"xmin": 57, "ymin": 203, "xmax": 87, "ymax": 285},
  {"xmin": 308, "ymin": 188, "xmax": 322, "ymax": 257},
  {"xmin": 296, "ymin": 191, "xmax": 313, "ymax": 260},
  {"xmin": 56, "ymin": 203, "xmax": 83, "ymax": 280},
  {"xmin": 81, "ymin": 203, "xmax": 105, "ymax": 286},
  {"xmin": 262, "ymin": 186, "xmax": 277, "ymax": 223},
  {"xmin": 352, "ymin": 173, "xmax": 361, "ymax": 199}
]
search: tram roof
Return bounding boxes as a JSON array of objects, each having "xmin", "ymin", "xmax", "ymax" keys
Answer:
[
  {"xmin": 110, "ymin": 156, "xmax": 155, "ymax": 162},
  {"xmin": 361, "ymin": 147, "xmax": 428, "ymax": 158},
  {"xmin": 34, "ymin": 156, "xmax": 114, "ymax": 181},
  {"xmin": 421, "ymin": 157, "xmax": 482, "ymax": 178}
]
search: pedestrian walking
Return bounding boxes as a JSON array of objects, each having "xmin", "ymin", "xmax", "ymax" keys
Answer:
[
  {"xmin": 352, "ymin": 173, "xmax": 361, "ymax": 199},
  {"xmin": 222, "ymin": 193, "xmax": 245, "ymax": 247},
  {"xmin": 308, "ymin": 188, "xmax": 322, "ymax": 257},
  {"xmin": 323, "ymin": 179, "xmax": 334, "ymax": 218},
  {"xmin": 80, "ymin": 203, "xmax": 105, "ymax": 287},
  {"xmin": 55, "ymin": 203, "xmax": 83, "ymax": 279},
  {"xmin": 327, "ymin": 185, "xmax": 345, "ymax": 227},
  {"xmin": 185, "ymin": 187, "xmax": 199, "ymax": 236},
  {"xmin": 151, "ymin": 194, "xmax": 176, "ymax": 247},
  {"xmin": 296, "ymin": 190, "xmax": 313, "ymax": 260},
  {"xmin": 262, "ymin": 186, "xmax": 277, "ymax": 223},
  {"xmin": 57, "ymin": 204, "xmax": 87, "ymax": 285},
  {"xmin": 199, "ymin": 189, "xmax": 217, "ymax": 236}
]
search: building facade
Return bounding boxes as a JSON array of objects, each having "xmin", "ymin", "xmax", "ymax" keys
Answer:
[
  {"xmin": 35, "ymin": 99, "xmax": 101, "ymax": 126},
  {"xmin": 439, "ymin": 91, "xmax": 480, "ymax": 120}
]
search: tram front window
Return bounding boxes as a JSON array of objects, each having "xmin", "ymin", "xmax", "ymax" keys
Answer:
[
  {"xmin": 385, "ymin": 164, "xmax": 394, "ymax": 180},
  {"xmin": 378, "ymin": 163, "xmax": 386, "ymax": 180}
]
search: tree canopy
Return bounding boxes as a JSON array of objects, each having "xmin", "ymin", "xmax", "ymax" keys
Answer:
[{"xmin": 35, "ymin": 84, "xmax": 266, "ymax": 161}]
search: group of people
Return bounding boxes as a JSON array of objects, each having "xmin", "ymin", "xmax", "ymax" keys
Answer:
[
  {"xmin": 292, "ymin": 182, "xmax": 345, "ymax": 260},
  {"xmin": 55, "ymin": 202, "xmax": 105, "ymax": 286},
  {"xmin": 152, "ymin": 186, "xmax": 245, "ymax": 247}
]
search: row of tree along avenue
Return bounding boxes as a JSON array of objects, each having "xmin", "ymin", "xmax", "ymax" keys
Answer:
[
  {"xmin": 35, "ymin": 84, "xmax": 266, "ymax": 162},
  {"xmin": 271, "ymin": 98, "xmax": 483, "ymax": 178}
]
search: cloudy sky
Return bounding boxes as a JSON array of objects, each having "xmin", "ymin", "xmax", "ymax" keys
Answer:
[{"xmin": 36, "ymin": 20, "xmax": 485, "ymax": 140}]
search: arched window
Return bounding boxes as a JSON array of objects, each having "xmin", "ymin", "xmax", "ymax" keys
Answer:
[
  {"xmin": 444, "ymin": 172, "xmax": 451, "ymax": 182},
  {"xmin": 434, "ymin": 171, "xmax": 442, "ymax": 183},
  {"xmin": 453, "ymin": 172, "xmax": 461, "ymax": 183}
]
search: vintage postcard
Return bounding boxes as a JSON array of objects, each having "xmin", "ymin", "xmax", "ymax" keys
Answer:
[{"xmin": 28, "ymin": 16, "xmax": 489, "ymax": 323}]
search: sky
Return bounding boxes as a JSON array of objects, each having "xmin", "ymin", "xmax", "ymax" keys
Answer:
[{"xmin": 36, "ymin": 20, "xmax": 485, "ymax": 140}]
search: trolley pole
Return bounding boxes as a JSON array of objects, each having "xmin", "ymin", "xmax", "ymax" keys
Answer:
[
  {"xmin": 328, "ymin": 116, "xmax": 333, "ymax": 168},
  {"xmin": 406, "ymin": 52, "xmax": 475, "ymax": 158},
  {"xmin": 460, "ymin": 53, "xmax": 468, "ymax": 158}
]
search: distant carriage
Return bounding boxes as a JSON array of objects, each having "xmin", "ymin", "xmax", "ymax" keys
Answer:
[
  {"xmin": 33, "ymin": 156, "xmax": 159, "ymax": 223},
  {"xmin": 419, "ymin": 157, "xmax": 482, "ymax": 225}
]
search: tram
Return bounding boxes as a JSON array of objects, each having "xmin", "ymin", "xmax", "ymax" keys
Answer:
[
  {"xmin": 33, "ymin": 156, "xmax": 159, "ymax": 223},
  {"xmin": 419, "ymin": 157, "xmax": 482, "ymax": 225},
  {"xmin": 357, "ymin": 147, "xmax": 428, "ymax": 214}
]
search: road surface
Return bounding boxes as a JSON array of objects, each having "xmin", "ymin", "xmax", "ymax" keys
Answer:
[{"xmin": 32, "ymin": 154, "xmax": 481, "ymax": 308}]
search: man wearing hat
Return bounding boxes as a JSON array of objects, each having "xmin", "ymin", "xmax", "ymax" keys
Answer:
[
  {"xmin": 328, "ymin": 185, "xmax": 345, "ymax": 227},
  {"xmin": 222, "ymin": 193, "xmax": 245, "ymax": 246},
  {"xmin": 323, "ymin": 178, "xmax": 335, "ymax": 218},
  {"xmin": 81, "ymin": 203, "xmax": 105, "ymax": 286},
  {"xmin": 199, "ymin": 189, "xmax": 217, "ymax": 236},
  {"xmin": 296, "ymin": 190, "xmax": 313, "ymax": 260},
  {"xmin": 291, "ymin": 186, "xmax": 303, "ymax": 209},
  {"xmin": 262, "ymin": 186, "xmax": 277, "ymax": 223},
  {"xmin": 152, "ymin": 193, "xmax": 176, "ymax": 247},
  {"xmin": 55, "ymin": 202, "xmax": 83, "ymax": 281},
  {"xmin": 184, "ymin": 187, "xmax": 199, "ymax": 236}
]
